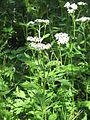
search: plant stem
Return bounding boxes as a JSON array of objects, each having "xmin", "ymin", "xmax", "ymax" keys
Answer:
[
  {"xmin": 72, "ymin": 15, "xmax": 76, "ymax": 39},
  {"xmin": 85, "ymin": 77, "xmax": 88, "ymax": 119},
  {"xmin": 82, "ymin": 23, "xmax": 86, "ymax": 50},
  {"xmin": 59, "ymin": 44, "xmax": 62, "ymax": 66},
  {"xmin": 42, "ymin": 78, "xmax": 46, "ymax": 120},
  {"xmin": 64, "ymin": 55, "xmax": 67, "ymax": 65},
  {"xmin": 41, "ymin": 61, "xmax": 46, "ymax": 120},
  {"xmin": 44, "ymin": 25, "xmax": 46, "ymax": 36},
  {"xmin": 86, "ymin": 85, "xmax": 88, "ymax": 101},
  {"xmin": 39, "ymin": 24, "xmax": 41, "ymax": 38},
  {"xmin": 26, "ymin": 25, "xmax": 28, "ymax": 39},
  {"xmin": 71, "ymin": 14, "xmax": 76, "ymax": 119}
]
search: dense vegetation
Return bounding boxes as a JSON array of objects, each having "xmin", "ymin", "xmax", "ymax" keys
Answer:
[{"xmin": 0, "ymin": 0, "xmax": 90, "ymax": 120}]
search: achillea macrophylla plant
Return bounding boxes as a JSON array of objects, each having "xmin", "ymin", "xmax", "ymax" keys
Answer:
[
  {"xmin": 54, "ymin": 32, "xmax": 69, "ymax": 66},
  {"xmin": 27, "ymin": 19, "xmax": 51, "ymax": 51},
  {"xmin": 24, "ymin": 2, "xmax": 89, "ymax": 119},
  {"xmin": 0, "ymin": 1, "xmax": 90, "ymax": 120},
  {"xmin": 75, "ymin": 17, "xmax": 90, "ymax": 49},
  {"xmin": 64, "ymin": 1, "xmax": 90, "ymax": 119}
]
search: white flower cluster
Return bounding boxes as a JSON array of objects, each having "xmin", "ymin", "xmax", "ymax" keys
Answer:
[
  {"xmin": 64, "ymin": 2, "xmax": 88, "ymax": 14},
  {"xmin": 55, "ymin": 33, "xmax": 69, "ymax": 45},
  {"xmin": 27, "ymin": 19, "xmax": 49, "ymax": 26},
  {"xmin": 75, "ymin": 17, "xmax": 90, "ymax": 22},
  {"xmin": 27, "ymin": 36, "xmax": 51, "ymax": 50},
  {"xmin": 64, "ymin": 2, "xmax": 78, "ymax": 14},
  {"xmin": 34, "ymin": 19, "xmax": 49, "ymax": 24},
  {"xmin": 27, "ymin": 36, "xmax": 43, "ymax": 43},
  {"xmin": 30, "ymin": 42, "xmax": 51, "ymax": 50},
  {"xmin": 77, "ymin": 2, "xmax": 87, "ymax": 6}
]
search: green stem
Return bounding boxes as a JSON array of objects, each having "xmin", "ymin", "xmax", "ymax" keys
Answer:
[
  {"xmin": 85, "ymin": 77, "xmax": 88, "ymax": 120},
  {"xmin": 26, "ymin": 16, "xmax": 28, "ymax": 39},
  {"xmin": 41, "ymin": 60, "xmax": 46, "ymax": 120},
  {"xmin": 71, "ymin": 14, "xmax": 76, "ymax": 119},
  {"xmin": 86, "ymin": 84, "xmax": 88, "ymax": 101},
  {"xmin": 42, "ymin": 79, "xmax": 45, "ymax": 120},
  {"xmin": 64, "ymin": 55, "xmax": 67, "ymax": 65},
  {"xmin": 44, "ymin": 25, "xmax": 46, "ymax": 36},
  {"xmin": 59, "ymin": 44, "xmax": 62, "ymax": 66},
  {"xmin": 72, "ymin": 15, "xmax": 76, "ymax": 39},
  {"xmin": 84, "ymin": 33, "xmax": 86, "ymax": 50},
  {"xmin": 82, "ymin": 23, "xmax": 86, "ymax": 49},
  {"xmin": 26, "ymin": 25, "xmax": 28, "ymax": 40},
  {"xmin": 39, "ymin": 24, "xmax": 41, "ymax": 38}
]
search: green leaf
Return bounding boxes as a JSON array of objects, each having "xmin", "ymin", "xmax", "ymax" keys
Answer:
[
  {"xmin": 43, "ymin": 33, "xmax": 50, "ymax": 39},
  {"xmin": 24, "ymin": 52, "xmax": 30, "ymax": 59},
  {"xmin": 49, "ymin": 113, "xmax": 57, "ymax": 120},
  {"xmin": 85, "ymin": 101, "xmax": 90, "ymax": 110},
  {"xmin": 13, "ymin": 86, "xmax": 26, "ymax": 99}
]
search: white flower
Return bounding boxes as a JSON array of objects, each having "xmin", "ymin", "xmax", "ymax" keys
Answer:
[
  {"xmin": 45, "ymin": 43, "xmax": 51, "ymax": 49},
  {"xmin": 64, "ymin": 2, "xmax": 70, "ymax": 8},
  {"xmin": 34, "ymin": 19, "xmax": 49, "ymax": 24},
  {"xmin": 27, "ymin": 21, "xmax": 34, "ymax": 26},
  {"xmin": 44, "ymin": 20, "xmax": 49, "ymax": 24},
  {"xmin": 55, "ymin": 33, "xmax": 69, "ymax": 45},
  {"xmin": 75, "ymin": 17, "xmax": 90, "ymax": 22},
  {"xmin": 70, "ymin": 3, "xmax": 78, "ymax": 10},
  {"xmin": 30, "ymin": 42, "xmax": 51, "ymax": 50},
  {"xmin": 64, "ymin": 2, "xmax": 78, "ymax": 14},
  {"xmin": 77, "ymin": 2, "xmax": 87, "ymax": 6},
  {"xmin": 67, "ymin": 9, "xmax": 74, "ymax": 14},
  {"xmin": 27, "ymin": 36, "xmax": 43, "ymax": 43}
]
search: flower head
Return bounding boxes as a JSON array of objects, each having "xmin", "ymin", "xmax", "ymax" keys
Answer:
[
  {"xmin": 27, "ymin": 35, "xmax": 51, "ymax": 50},
  {"xmin": 34, "ymin": 19, "xmax": 49, "ymax": 24},
  {"xmin": 64, "ymin": 2, "xmax": 70, "ymax": 8},
  {"xmin": 30, "ymin": 42, "xmax": 51, "ymax": 50},
  {"xmin": 55, "ymin": 33, "xmax": 69, "ymax": 45},
  {"xmin": 64, "ymin": 2, "xmax": 78, "ymax": 14},
  {"xmin": 70, "ymin": 3, "xmax": 78, "ymax": 10},
  {"xmin": 67, "ymin": 9, "xmax": 74, "ymax": 14},
  {"xmin": 27, "ymin": 36, "xmax": 43, "ymax": 43},
  {"xmin": 77, "ymin": 2, "xmax": 87, "ymax": 6},
  {"xmin": 75, "ymin": 17, "xmax": 90, "ymax": 22}
]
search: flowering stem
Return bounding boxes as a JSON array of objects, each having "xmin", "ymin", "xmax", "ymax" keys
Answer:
[
  {"xmin": 42, "ymin": 80, "xmax": 45, "ymax": 120},
  {"xmin": 64, "ymin": 55, "xmax": 67, "ymax": 65},
  {"xmin": 72, "ymin": 14, "xmax": 76, "ymax": 39},
  {"xmin": 71, "ymin": 14, "xmax": 76, "ymax": 119},
  {"xmin": 59, "ymin": 44, "xmax": 62, "ymax": 66},
  {"xmin": 44, "ymin": 24, "xmax": 46, "ymax": 35},
  {"xmin": 41, "ymin": 55, "xmax": 46, "ymax": 120},
  {"xmin": 86, "ymin": 84, "xmax": 88, "ymax": 101},
  {"xmin": 26, "ymin": 25, "xmax": 28, "ymax": 40},
  {"xmin": 82, "ymin": 23, "xmax": 86, "ymax": 49},
  {"xmin": 39, "ymin": 24, "xmax": 41, "ymax": 38},
  {"xmin": 85, "ymin": 77, "xmax": 88, "ymax": 119}
]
